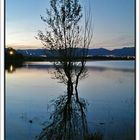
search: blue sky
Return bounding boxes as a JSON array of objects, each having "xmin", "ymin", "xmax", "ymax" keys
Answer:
[{"xmin": 6, "ymin": 0, "xmax": 135, "ymax": 49}]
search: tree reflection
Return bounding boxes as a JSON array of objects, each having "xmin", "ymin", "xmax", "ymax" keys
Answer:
[{"xmin": 36, "ymin": 59, "xmax": 102, "ymax": 140}]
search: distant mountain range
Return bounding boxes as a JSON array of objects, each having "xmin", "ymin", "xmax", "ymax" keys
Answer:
[{"xmin": 16, "ymin": 47, "xmax": 135, "ymax": 57}]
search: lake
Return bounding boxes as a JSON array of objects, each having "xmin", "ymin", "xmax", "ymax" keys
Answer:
[{"xmin": 6, "ymin": 61, "xmax": 135, "ymax": 140}]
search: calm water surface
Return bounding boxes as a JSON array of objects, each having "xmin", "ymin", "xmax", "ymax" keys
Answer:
[{"xmin": 6, "ymin": 61, "xmax": 135, "ymax": 140}]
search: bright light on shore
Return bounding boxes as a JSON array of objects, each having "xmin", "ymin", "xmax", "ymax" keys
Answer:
[{"xmin": 9, "ymin": 51, "xmax": 14, "ymax": 55}]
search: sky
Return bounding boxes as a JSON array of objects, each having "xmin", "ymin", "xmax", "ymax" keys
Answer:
[{"xmin": 6, "ymin": 0, "xmax": 135, "ymax": 50}]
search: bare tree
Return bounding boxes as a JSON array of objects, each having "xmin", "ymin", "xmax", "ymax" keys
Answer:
[
  {"xmin": 36, "ymin": 1, "xmax": 94, "ymax": 139},
  {"xmin": 36, "ymin": 0, "xmax": 93, "ymax": 90},
  {"xmin": 37, "ymin": 0, "xmax": 93, "ymax": 55}
]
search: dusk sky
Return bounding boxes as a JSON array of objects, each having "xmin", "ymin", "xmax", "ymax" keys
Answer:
[{"xmin": 6, "ymin": 0, "xmax": 135, "ymax": 50}]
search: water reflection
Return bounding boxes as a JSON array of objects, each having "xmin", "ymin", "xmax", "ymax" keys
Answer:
[
  {"xmin": 5, "ymin": 62, "xmax": 23, "ymax": 73},
  {"xmin": 35, "ymin": 58, "xmax": 103, "ymax": 140},
  {"xmin": 37, "ymin": 92, "xmax": 103, "ymax": 140},
  {"xmin": 5, "ymin": 61, "xmax": 135, "ymax": 140},
  {"xmin": 7, "ymin": 65, "xmax": 16, "ymax": 73},
  {"xmin": 6, "ymin": 62, "xmax": 134, "ymax": 74}
]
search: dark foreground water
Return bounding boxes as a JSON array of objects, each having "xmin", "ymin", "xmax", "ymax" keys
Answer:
[{"xmin": 6, "ymin": 61, "xmax": 135, "ymax": 140}]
